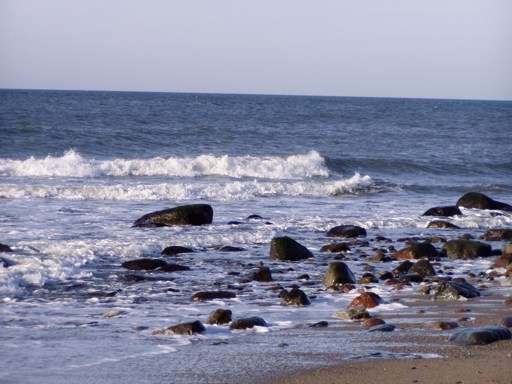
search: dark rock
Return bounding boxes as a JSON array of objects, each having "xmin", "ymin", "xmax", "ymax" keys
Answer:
[
  {"xmin": 393, "ymin": 260, "xmax": 414, "ymax": 275},
  {"xmin": 309, "ymin": 321, "xmax": 328, "ymax": 328},
  {"xmin": 161, "ymin": 246, "xmax": 194, "ymax": 256},
  {"xmin": 358, "ymin": 273, "xmax": 378, "ymax": 284},
  {"xmin": 449, "ymin": 326, "xmax": 511, "ymax": 346},
  {"xmin": 133, "ymin": 204, "xmax": 213, "ymax": 227},
  {"xmin": 320, "ymin": 242, "xmax": 350, "ymax": 253},
  {"xmin": 269, "ymin": 236, "xmax": 313, "ymax": 262},
  {"xmin": 121, "ymin": 258, "xmax": 190, "ymax": 272},
  {"xmin": 155, "ymin": 320, "xmax": 205, "ymax": 335},
  {"xmin": 393, "ymin": 242, "xmax": 438, "ymax": 260},
  {"xmin": 297, "ymin": 273, "xmax": 310, "ymax": 280},
  {"xmin": 0, "ymin": 243, "xmax": 13, "ymax": 253},
  {"xmin": 206, "ymin": 309, "xmax": 232, "ymax": 325},
  {"xmin": 423, "ymin": 206, "xmax": 462, "ymax": 217},
  {"xmin": 379, "ymin": 271, "xmax": 394, "ymax": 280},
  {"xmin": 323, "ymin": 262, "xmax": 356, "ymax": 288},
  {"xmin": 427, "ymin": 220, "xmax": 460, "ymax": 229},
  {"xmin": 456, "ymin": 192, "xmax": 512, "ymax": 212},
  {"xmin": 326, "ymin": 225, "xmax": 366, "ymax": 238},
  {"xmin": 433, "ymin": 321, "xmax": 459, "ymax": 330},
  {"xmin": 192, "ymin": 291, "xmax": 236, "ymax": 302},
  {"xmin": 503, "ymin": 243, "xmax": 512, "ymax": 255},
  {"xmin": 434, "ymin": 280, "xmax": 480, "ymax": 300},
  {"xmin": 482, "ymin": 228, "xmax": 512, "ymax": 241},
  {"xmin": 280, "ymin": 287, "xmax": 311, "ymax": 306},
  {"xmin": 368, "ymin": 324, "xmax": 395, "ymax": 332},
  {"xmin": 443, "ymin": 240, "xmax": 492, "ymax": 259},
  {"xmin": 410, "ymin": 259, "xmax": 436, "ymax": 277},
  {"xmin": 247, "ymin": 214, "xmax": 264, "ymax": 220},
  {"xmin": 216, "ymin": 245, "xmax": 245, "ymax": 252},
  {"xmin": 230, "ymin": 317, "xmax": 267, "ymax": 330},
  {"xmin": 348, "ymin": 292, "xmax": 383, "ymax": 309},
  {"xmin": 250, "ymin": 266, "xmax": 273, "ymax": 282},
  {"xmin": 227, "ymin": 221, "xmax": 243, "ymax": 225}
]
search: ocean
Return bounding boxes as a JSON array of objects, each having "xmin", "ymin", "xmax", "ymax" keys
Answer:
[{"xmin": 1, "ymin": 89, "xmax": 512, "ymax": 383}]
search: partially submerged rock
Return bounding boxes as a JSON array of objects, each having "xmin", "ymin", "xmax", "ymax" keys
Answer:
[
  {"xmin": 482, "ymin": 228, "xmax": 512, "ymax": 241},
  {"xmin": 423, "ymin": 206, "xmax": 462, "ymax": 217},
  {"xmin": 449, "ymin": 326, "xmax": 511, "ymax": 346},
  {"xmin": 133, "ymin": 204, "xmax": 213, "ymax": 227},
  {"xmin": 323, "ymin": 262, "xmax": 356, "ymax": 288},
  {"xmin": 154, "ymin": 320, "xmax": 206, "ymax": 336},
  {"xmin": 0, "ymin": 243, "xmax": 13, "ymax": 253},
  {"xmin": 121, "ymin": 258, "xmax": 190, "ymax": 272},
  {"xmin": 206, "ymin": 309, "xmax": 232, "ymax": 325},
  {"xmin": 410, "ymin": 259, "xmax": 436, "ymax": 277},
  {"xmin": 368, "ymin": 323, "xmax": 395, "ymax": 332},
  {"xmin": 363, "ymin": 318, "xmax": 386, "ymax": 328},
  {"xmin": 456, "ymin": 192, "xmax": 512, "ymax": 212},
  {"xmin": 192, "ymin": 291, "xmax": 236, "ymax": 302},
  {"xmin": 335, "ymin": 308, "xmax": 370, "ymax": 320},
  {"xmin": 393, "ymin": 242, "xmax": 438, "ymax": 260},
  {"xmin": 434, "ymin": 280, "xmax": 480, "ymax": 301},
  {"xmin": 103, "ymin": 309, "xmax": 126, "ymax": 318},
  {"xmin": 269, "ymin": 236, "xmax": 313, "ymax": 261},
  {"xmin": 326, "ymin": 225, "xmax": 366, "ymax": 238},
  {"xmin": 443, "ymin": 240, "xmax": 492, "ymax": 259},
  {"xmin": 348, "ymin": 292, "xmax": 382, "ymax": 309},
  {"xmin": 427, "ymin": 220, "xmax": 460, "ymax": 229},
  {"xmin": 250, "ymin": 266, "xmax": 273, "ymax": 282},
  {"xmin": 320, "ymin": 242, "xmax": 350, "ymax": 253},
  {"xmin": 161, "ymin": 246, "xmax": 194, "ymax": 256},
  {"xmin": 230, "ymin": 317, "xmax": 267, "ymax": 330},
  {"xmin": 280, "ymin": 287, "xmax": 311, "ymax": 306}
]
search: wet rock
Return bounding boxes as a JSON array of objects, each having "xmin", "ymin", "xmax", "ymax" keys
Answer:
[
  {"xmin": 155, "ymin": 320, "xmax": 206, "ymax": 336},
  {"xmin": 323, "ymin": 262, "xmax": 356, "ymax": 288},
  {"xmin": 206, "ymin": 309, "xmax": 232, "ymax": 325},
  {"xmin": 161, "ymin": 246, "xmax": 194, "ymax": 256},
  {"xmin": 433, "ymin": 321, "xmax": 459, "ymax": 330},
  {"xmin": 482, "ymin": 228, "xmax": 512, "ymax": 241},
  {"xmin": 192, "ymin": 291, "xmax": 237, "ymax": 302},
  {"xmin": 456, "ymin": 192, "xmax": 512, "ymax": 212},
  {"xmin": 333, "ymin": 283, "xmax": 356, "ymax": 293},
  {"xmin": 0, "ymin": 243, "xmax": 13, "ymax": 253},
  {"xmin": 310, "ymin": 321, "xmax": 328, "ymax": 328},
  {"xmin": 358, "ymin": 273, "xmax": 378, "ymax": 284},
  {"xmin": 335, "ymin": 308, "xmax": 371, "ymax": 320},
  {"xmin": 133, "ymin": 204, "xmax": 213, "ymax": 227},
  {"xmin": 363, "ymin": 318, "xmax": 385, "ymax": 328},
  {"xmin": 449, "ymin": 326, "xmax": 511, "ymax": 346},
  {"xmin": 443, "ymin": 240, "xmax": 492, "ymax": 259},
  {"xmin": 375, "ymin": 236, "xmax": 392, "ymax": 242},
  {"xmin": 326, "ymin": 225, "xmax": 366, "ymax": 238},
  {"xmin": 401, "ymin": 273, "xmax": 423, "ymax": 283},
  {"xmin": 369, "ymin": 250, "xmax": 392, "ymax": 263},
  {"xmin": 368, "ymin": 324, "xmax": 395, "ymax": 332},
  {"xmin": 269, "ymin": 236, "xmax": 313, "ymax": 262},
  {"xmin": 348, "ymin": 292, "xmax": 383, "ymax": 309},
  {"xmin": 393, "ymin": 242, "xmax": 438, "ymax": 260},
  {"xmin": 250, "ymin": 266, "xmax": 273, "ymax": 282},
  {"xmin": 297, "ymin": 273, "xmax": 310, "ymax": 280},
  {"xmin": 216, "ymin": 245, "xmax": 245, "ymax": 252},
  {"xmin": 495, "ymin": 254, "xmax": 512, "ymax": 269},
  {"xmin": 503, "ymin": 243, "xmax": 512, "ymax": 255},
  {"xmin": 393, "ymin": 260, "xmax": 414, "ymax": 276},
  {"xmin": 230, "ymin": 316, "xmax": 267, "ymax": 330},
  {"xmin": 247, "ymin": 214, "xmax": 263, "ymax": 220},
  {"xmin": 423, "ymin": 206, "xmax": 462, "ymax": 217},
  {"xmin": 320, "ymin": 242, "xmax": 350, "ymax": 253},
  {"xmin": 121, "ymin": 258, "xmax": 190, "ymax": 272},
  {"xmin": 227, "ymin": 221, "xmax": 243, "ymax": 225},
  {"xmin": 280, "ymin": 287, "xmax": 311, "ymax": 306},
  {"xmin": 427, "ymin": 220, "xmax": 460, "ymax": 229},
  {"xmin": 410, "ymin": 259, "xmax": 436, "ymax": 277},
  {"xmin": 434, "ymin": 280, "xmax": 480, "ymax": 300},
  {"xmin": 103, "ymin": 309, "xmax": 125, "ymax": 318},
  {"xmin": 379, "ymin": 271, "xmax": 394, "ymax": 280}
]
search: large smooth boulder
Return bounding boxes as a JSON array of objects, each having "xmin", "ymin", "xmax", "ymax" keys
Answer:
[
  {"xmin": 423, "ymin": 206, "xmax": 462, "ymax": 217},
  {"xmin": 449, "ymin": 326, "xmax": 511, "ymax": 346},
  {"xmin": 121, "ymin": 258, "xmax": 190, "ymax": 272},
  {"xmin": 323, "ymin": 262, "xmax": 356, "ymax": 288},
  {"xmin": 230, "ymin": 317, "xmax": 267, "ymax": 330},
  {"xmin": 269, "ymin": 236, "xmax": 313, "ymax": 261},
  {"xmin": 456, "ymin": 192, "xmax": 512, "ymax": 212},
  {"xmin": 133, "ymin": 204, "xmax": 213, "ymax": 227},
  {"xmin": 482, "ymin": 228, "xmax": 512, "ymax": 241},
  {"xmin": 443, "ymin": 240, "xmax": 492, "ymax": 259},
  {"xmin": 326, "ymin": 225, "xmax": 366, "ymax": 238},
  {"xmin": 393, "ymin": 242, "xmax": 438, "ymax": 260},
  {"xmin": 434, "ymin": 280, "xmax": 480, "ymax": 300}
]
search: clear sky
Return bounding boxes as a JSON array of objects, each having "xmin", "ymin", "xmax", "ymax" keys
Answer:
[{"xmin": 1, "ymin": 0, "xmax": 511, "ymax": 100}]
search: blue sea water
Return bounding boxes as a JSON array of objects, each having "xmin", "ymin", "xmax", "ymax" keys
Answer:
[{"xmin": 1, "ymin": 89, "xmax": 512, "ymax": 383}]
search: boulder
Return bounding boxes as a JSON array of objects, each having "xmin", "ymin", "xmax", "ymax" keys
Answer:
[
  {"xmin": 161, "ymin": 246, "xmax": 194, "ymax": 256},
  {"xmin": 320, "ymin": 242, "xmax": 350, "ymax": 253},
  {"xmin": 269, "ymin": 236, "xmax": 313, "ymax": 262},
  {"xmin": 155, "ymin": 320, "xmax": 206, "ymax": 336},
  {"xmin": 133, "ymin": 204, "xmax": 213, "ymax": 227},
  {"xmin": 443, "ymin": 240, "xmax": 492, "ymax": 259},
  {"xmin": 121, "ymin": 258, "xmax": 190, "ymax": 272},
  {"xmin": 393, "ymin": 242, "xmax": 438, "ymax": 260},
  {"xmin": 326, "ymin": 225, "xmax": 366, "ymax": 238},
  {"xmin": 410, "ymin": 259, "xmax": 436, "ymax": 277},
  {"xmin": 206, "ymin": 309, "xmax": 232, "ymax": 325},
  {"xmin": 449, "ymin": 326, "xmax": 511, "ymax": 346},
  {"xmin": 423, "ymin": 206, "xmax": 462, "ymax": 217},
  {"xmin": 250, "ymin": 266, "xmax": 273, "ymax": 282},
  {"xmin": 192, "ymin": 291, "xmax": 236, "ymax": 302},
  {"xmin": 427, "ymin": 220, "xmax": 460, "ymax": 229},
  {"xmin": 0, "ymin": 243, "xmax": 13, "ymax": 253},
  {"xmin": 280, "ymin": 287, "xmax": 311, "ymax": 306},
  {"xmin": 323, "ymin": 262, "xmax": 356, "ymax": 288},
  {"xmin": 456, "ymin": 192, "xmax": 512, "ymax": 212},
  {"xmin": 434, "ymin": 280, "xmax": 480, "ymax": 301},
  {"xmin": 229, "ymin": 317, "xmax": 267, "ymax": 330},
  {"xmin": 348, "ymin": 292, "xmax": 382, "ymax": 309},
  {"xmin": 482, "ymin": 228, "xmax": 512, "ymax": 241}
]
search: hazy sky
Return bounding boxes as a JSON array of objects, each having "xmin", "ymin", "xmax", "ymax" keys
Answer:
[{"xmin": 1, "ymin": 0, "xmax": 511, "ymax": 100}]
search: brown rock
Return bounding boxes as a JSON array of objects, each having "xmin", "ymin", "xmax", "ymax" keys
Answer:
[
  {"xmin": 320, "ymin": 242, "xmax": 350, "ymax": 253},
  {"xmin": 393, "ymin": 242, "xmax": 438, "ymax": 260},
  {"xmin": 192, "ymin": 291, "xmax": 236, "ymax": 302},
  {"xmin": 348, "ymin": 292, "xmax": 383, "ymax": 309},
  {"xmin": 482, "ymin": 229, "xmax": 512, "ymax": 241},
  {"xmin": 206, "ymin": 309, "xmax": 232, "ymax": 325},
  {"xmin": 363, "ymin": 318, "xmax": 385, "ymax": 328}
]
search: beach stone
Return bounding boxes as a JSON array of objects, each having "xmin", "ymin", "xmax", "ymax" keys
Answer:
[
  {"xmin": 501, "ymin": 316, "xmax": 512, "ymax": 328},
  {"xmin": 434, "ymin": 321, "xmax": 459, "ymax": 330},
  {"xmin": 393, "ymin": 242, "xmax": 438, "ymax": 260},
  {"xmin": 368, "ymin": 324, "xmax": 395, "ymax": 332},
  {"xmin": 269, "ymin": 236, "xmax": 313, "ymax": 261},
  {"xmin": 156, "ymin": 320, "xmax": 206, "ymax": 336},
  {"xmin": 348, "ymin": 292, "xmax": 382, "ymax": 309},
  {"xmin": 427, "ymin": 220, "xmax": 460, "ymax": 229},
  {"xmin": 410, "ymin": 259, "xmax": 436, "ymax": 277},
  {"xmin": 449, "ymin": 326, "xmax": 512, "ymax": 346},
  {"xmin": 133, "ymin": 204, "xmax": 213, "ymax": 227},
  {"xmin": 358, "ymin": 273, "xmax": 378, "ymax": 284},
  {"xmin": 0, "ymin": 243, "xmax": 13, "ymax": 253},
  {"xmin": 161, "ymin": 246, "xmax": 194, "ymax": 256},
  {"xmin": 423, "ymin": 206, "xmax": 462, "ymax": 217},
  {"xmin": 434, "ymin": 280, "xmax": 480, "ymax": 301},
  {"xmin": 363, "ymin": 318, "xmax": 385, "ymax": 328},
  {"xmin": 216, "ymin": 245, "xmax": 245, "ymax": 252},
  {"xmin": 443, "ymin": 240, "xmax": 492, "ymax": 259},
  {"xmin": 206, "ymin": 309, "xmax": 232, "ymax": 325},
  {"xmin": 103, "ymin": 309, "xmax": 125, "ymax": 318},
  {"xmin": 326, "ymin": 225, "xmax": 366, "ymax": 238},
  {"xmin": 335, "ymin": 308, "xmax": 371, "ymax": 320},
  {"xmin": 192, "ymin": 291, "xmax": 236, "ymax": 302},
  {"xmin": 121, "ymin": 258, "xmax": 190, "ymax": 272},
  {"xmin": 393, "ymin": 260, "xmax": 414, "ymax": 275},
  {"xmin": 280, "ymin": 287, "xmax": 311, "ymax": 306},
  {"xmin": 320, "ymin": 242, "xmax": 350, "ymax": 253},
  {"xmin": 494, "ymin": 254, "xmax": 512, "ymax": 269},
  {"xmin": 310, "ymin": 321, "xmax": 328, "ymax": 328},
  {"xmin": 456, "ymin": 192, "xmax": 512, "ymax": 212},
  {"xmin": 230, "ymin": 317, "xmax": 267, "ymax": 330},
  {"xmin": 323, "ymin": 262, "xmax": 356, "ymax": 288},
  {"xmin": 250, "ymin": 266, "xmax": 273, "ymax": 282},
  {"xmin": 482, "ymin": 228, "xmax": 512, "ymax": 241}
]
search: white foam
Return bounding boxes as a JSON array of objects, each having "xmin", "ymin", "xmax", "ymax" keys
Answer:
[{"xmin": 0, "ymin": 150, "xmax": 329, "ymax": 179}]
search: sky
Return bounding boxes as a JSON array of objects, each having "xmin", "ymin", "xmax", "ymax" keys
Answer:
[{"xmin": 1, "ymin": 0, "xmax": 511, "ymax": 100}]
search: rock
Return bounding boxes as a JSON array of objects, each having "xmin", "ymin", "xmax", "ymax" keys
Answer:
[
  {"xmin": 443, "ymin": 240, "xmax": 492, "ymax": 259},
  {"xmin": 121, "ymin": 258, "xmax": 190, "ymax": 272},
  {"xmin": 0, "ymin": 257, "xmax": 14, "ymax": 268},
  {"xmin": 133, "ymin": 204, "xmax": 213, "ymax": 227},
  {"xmin": 500, "ymin": 316, "xmax": 512, "ymax": 328},
  {"xmin": 247, "ymin": 214, "xmax": 263, "ymax": 220},
  {"xmin": 482, "ymin": 228, "xmax": 512, "ymax": 241},
  {"xmin": 363, "ymin": 318, "xmax": 385, "ymax": 328},
  {"xmin": 427, "ymin": 220, "xmax": 460, "ymax": 229},
  {"xmin": 368, "ymin": 324, "xmax": 395, "ymax": 332},
  {"xmin": 434, "ymin": 280, "xmax": 480, "ymax": 300},
  {"xmin": 410, "ymin": 259, "xmax": 436, "ymax": 277},
  {"xmin": 280, "ymin": 287, "xmax": 311, "ymax": 306},
  {"xmin": 433, "ymin": 321, "xmax": 459, "ymax": 330},
  {"xmin": 103, "ymin": 309, "xmax": 125, "ymax": 318},
  {"xmin": 161, "ymin": 246, "xmax": 194, "ymax": 256},
  {"xmin": 323, "ymin": 262, "xmax": 356, "ymax": 288},
  {"xmin": 192, "ymin": 291, "xmax": 236, "ymax": 302},
  {"xmin": 423, "ymin": 206, "xmax": 462, "ymax": 217},
  {"xmin": 449, "ymin": 326, "xmax": 512, "ymax": 346},
  {"xmin": 327, "ymin": 225, "xmax": 366, "ymax": 238},
  {"xmin": 155, "ymin": 320, "xmax": 206, "ymax": 336},
  {"xmin": 348, "ymin": 292, "xmax": 383, "ymax": 309},
  {"xmin": 269, "ymin": 236, "xmax": 313, "ymax": 262},
  {"xmin": 358, "ymin": 273, "xmax": 378, "ymax": 284},
  {"xmin": 230, "ymin": 317, "xmax": 267, "ymax": 330},
  {"xmin": 206, "ymin": 309, "xmax": 232, "ymax": 325},
  {"xmin": 369, "ymin": 250, "xmax": 392, "ymax": 263},
  {"xmin": 456, "ymin": 192, "xmax": 512, "ymax": 212},
  {"xmin": 250, "ymin": 266, "xmax": 273, "ymax": 282},
  {"xmin": 495, "ymin": 254, "xmax": 512, "ymax": 269},
  {"xmin": 310, "ymin": 321, "xmax": 329, "ymax": 328},
  {"xmin": 393, "ymin": 260, "xmax": 414, "ymax": 276},
  {"xmin": 335, "ymin": 308, "xmax": 370, "ymax": 320},
  {"xmin": 320, "ymin": 242, "xmax": 350, "ymax": 253},
  {"xmin": 0, "ymin": 243, "xmax": 13, "ymax": 253},
  {"xmin": 393, "ymin": 242, "xmax": 438, "ymax": 260},
  {"xmin": 216, "ymin": 245, "xmax": 245, "ymax": 252},
  {"xmin": 503, "ymin": 243, "xmax": 512, "ymax": 255}
]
